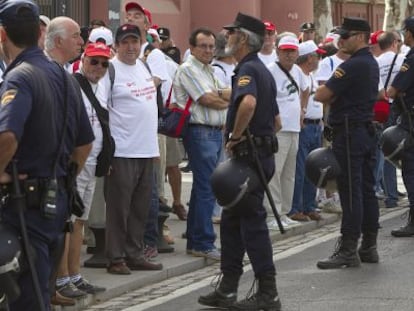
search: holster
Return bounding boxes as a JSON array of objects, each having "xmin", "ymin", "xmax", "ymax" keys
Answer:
[{"xmin": 232, "ymin": 135, "xmax": 278, "ymax": 160}]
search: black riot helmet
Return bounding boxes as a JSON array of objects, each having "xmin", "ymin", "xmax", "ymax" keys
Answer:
[
  {"xmin": 305, "ymin": 147, "xmax": 341, "ymax": 188},
  {"xmin": 210, "ymin": 158, "xmax": 260, "ymax": 210},
  {"xmin": 380, "ymin": 125, "xmax": 411, "ymax": 168},
  {"xmin": 0, "ymin": 223, "xmax": 22, "ymax": 303}
]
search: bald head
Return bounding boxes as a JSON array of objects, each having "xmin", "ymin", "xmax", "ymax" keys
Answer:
[{"xmin": 45, "ymin": 16, "xmax": 84, "ymax": 64}]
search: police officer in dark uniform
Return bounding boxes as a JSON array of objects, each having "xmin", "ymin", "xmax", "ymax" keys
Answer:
[
  {"xmin": 314, "ymin": 17, "xmax": 380, "ymax": 269},
  {"xmin": 0, "ymin": 1, "xmax": 94, "ymax": 309},
  {"xmin": 387, "ymin": 16, "xmax": 414, "ymax": 237},
  {"xmin": 198, "ymin": 13, "xmax": 282, "ymax": 311}
]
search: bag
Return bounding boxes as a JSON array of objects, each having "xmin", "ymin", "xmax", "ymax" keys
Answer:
[
  {"xmin": 158, "ymin": 84, "xmax": 193, "ymax": 138},
  {"xmin": 95, "ymin": 135, "xmax": 115, "ymax": 177},
  {"xmin": 373, "ymin": 100, "xmax": 390, "ymax": 123}
]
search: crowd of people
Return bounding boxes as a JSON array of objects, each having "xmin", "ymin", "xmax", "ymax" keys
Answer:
[{"xmin": 1, "ymin": 1, "xmax": 414, "ymax": 310}]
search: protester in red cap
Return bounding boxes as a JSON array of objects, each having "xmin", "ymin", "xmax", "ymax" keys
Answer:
[
  {"xmin": 369, "ymin": 30, "xmax": 384, "ymax": 57},
  {"xmin": 258, "ymin": 20, "xmax": 278, "ymax": 65}
]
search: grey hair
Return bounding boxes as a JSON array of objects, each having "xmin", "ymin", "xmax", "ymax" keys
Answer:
[
  {"xmin": 239, "ymin": 28, "xmax": 263, "ymax": 53},
  {"xmin": 45, "ymin": 16, "xmax": 73, "ymax": 51}
]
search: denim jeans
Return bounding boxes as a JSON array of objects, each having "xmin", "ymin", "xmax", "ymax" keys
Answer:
[
  {"xmin": 383, "ymin": 160, "xmax": 398, "ymax": 206},
  {"xmin": 183, "ymin": 125, "xmax": 222, "ymax": 251},
  {"xmin": 144, "ymin": 170, "xmax": 159, "ymax": 247},
  {"xmin": 290, "ymin": 123, "xmax": 322, "ymax": 215}
]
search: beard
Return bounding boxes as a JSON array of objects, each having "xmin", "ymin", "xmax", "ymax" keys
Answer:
[{"xmin": 225, "ymin": 39, "xmax": 241, "ymax": 56}]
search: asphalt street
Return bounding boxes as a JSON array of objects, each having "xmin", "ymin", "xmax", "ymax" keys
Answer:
[{"xmin": 124, "ymin": 210, "xmax": 414, "ymax": 311}]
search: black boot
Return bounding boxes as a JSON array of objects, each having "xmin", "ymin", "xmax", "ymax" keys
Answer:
[
  {"xmin": 230, "ymin": 273, "xmax": 281, "ymax": 311},
  {"xmin": 317, "ymin": 235, "xmax": 361, "ymax": 269},
  {"xmin": 358, "ymin": 230, "xmax": 379, "ymax": 263},
  {"xmin": 391, "ymin": 210, "xmax": 414, "ymax": 237},
  {"xmin": 198, "ymin": 274, "xmax": 239, "ymax": 308}
]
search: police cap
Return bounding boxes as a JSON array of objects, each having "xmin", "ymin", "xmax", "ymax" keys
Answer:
[
  {"xmin": 335, "ymin": 17, "xmax": 371, "ymax": 36},
  {"xmin": 157, "ymin": 27, "xmax": 170, "ymax": 41},
  {"xmin": 224, "ymin": 12, "xmax": 265, "ymax": 37},
  {"xmin": 0, "ymin": 0, "xmax": 39, "ymax": 27},
  {"xmin": 300, "ymin": 22, "xmax": 315, "ymax": 32},
  {"xmin": 403, "ymin": 16, "xmax": 414, "ymax": 33}
]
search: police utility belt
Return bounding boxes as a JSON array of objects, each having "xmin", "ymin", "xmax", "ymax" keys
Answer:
[{"xmin": 232, "ymin": 135, "xmax": 278, "ymax": 159}]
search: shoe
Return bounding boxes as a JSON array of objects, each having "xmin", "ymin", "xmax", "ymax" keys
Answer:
[
  {"xmin": 73, "ymin": 277, "xmax": 106, "ymax": 294},
  {"xmin": 107, "ymin": 262, "xmax": 131, "ymax": 275},
  {"xmin": 180, "ymin": 164, "xmax": 191, "ymax": 173},
  {"xmin": 391, "ymin": 223, "xmax": 414, "ymax": 237},
  {"xmin": 283, "ymin": 216, "xmax": 299, "ymax": 226},
  {"xmin": 126, "ymin": 257, "xmax": 163, "ymax": 270},
  {"xmin": 320, "ymin": 198, "xmax": 342, "ymax": 214},
  {"xmin": 375, "ymin": 190, "xmax": 385, "ymax": 200},
  {"xmin": 212, "ymin": 216, "xmax": 221, "ymax": 224},
  {"xmin": 317, "ymin": 236, "xmax": 360, "ymax": 269},
  {"xmin": 267, "ymin": 219, "xmax": 287, "ymax": 231},
  {"xmin": 172, "ymin": 203, "xmax": 187, "ymax": 220},
  {"xmin": 198, "ymin": 289, "xmax": 237, "ymax": 308},
  {"xmin": 398, "ymin": 191, "xmax": 406, "ymax": 197},
  {"xmin": 289, "ymin": 212, "xmax": 310, "ymax": 222},
  {"xmin": 159, "ymin": 199, "xmax": 172, "ymax": 213},
  {"xmin": 305, "ymin": 211, "xmax": 323, "ymax": 221},
  {"xmin": 144, "ymin": 245, "xmax": 159, "ymax": 260},
  {"xmin": 50, "ymin": 291, "xmax": 76, "ymax": 306},
  {"xmin": 192, "ymin": 248, "xmax": 221, "ymax": 261},
  {"xmin": 56, "ymin": 282, "xmax": 88, "ymax": 298},
  {"xmin": 385, "ymin": 201, "xmax": 398, "ymax": 209}
]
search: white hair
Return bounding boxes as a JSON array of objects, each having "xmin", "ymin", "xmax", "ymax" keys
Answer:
[{"xmin": 45, "ymin": 16, "xmax": 76, "ymax": 51}]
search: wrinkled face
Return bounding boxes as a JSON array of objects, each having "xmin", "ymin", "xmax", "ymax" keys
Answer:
[
  {"xmin": 82, "ymin": 55, "xmax": 109, "ymax": 84},
  {"xmin": 59, "ymin": 20, "xmax": 83, "ymax": 62},
  {"xmin": 126, "ymin": 8, "xmax": 147, "ymax": 32},
  {"xmin": 190, "ymin": 33, "xmax": 215, "ymax": 65},
  {"xmin": 225, "ymin": 28, "xmax": 243, "ymax": 57},
  {"xmin": 116, "ymin": 35, "xmax": 141, "ymax": 65},
  {"xmin": 277, "ymin": 48, "xmax": 299, "ymax": 68}
]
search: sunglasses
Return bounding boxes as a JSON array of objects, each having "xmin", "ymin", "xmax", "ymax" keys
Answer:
[
  {"xmin": 340, "ymin": 32, "xmax": 362, "ymax": 40},
  {"xmin": 89, "ymin": 58, "xmax": 109, "ymax": 68}
]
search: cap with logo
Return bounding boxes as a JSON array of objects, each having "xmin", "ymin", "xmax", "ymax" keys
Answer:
[
  {"xmin": 300, "ymin": 22, "xmax": 315, "ymax": 32},
  {"xmin": 224, "ymin": 12, "xmax": 265, "ymax": 37},
  {"xmin": 298, "ymin": 40, "xmax": 326, "ymax": 56},
  {"xmin": 157, "ymin": 27, "xmax": 170, "ymax": 40},
  {"xmin": 278, "ymin": 36, "xmax": 299, "ymax": 50},
  {"xmin": 263, "ymin": 20, "xmax": 276, "ymax": 32},
  {"xmin": 89, "ymin": 26, "xmax": 113, "ymax": 46},
  {"xmin": 0, "ymin": 0, "xmax": 39, "ymax": 27},
  {"xmin": 335, "ymin": 17, "xmax": 371, "ymax": 36},
  {"xmin": 115, "ymin": 23, "xmax": 141, "ymax": 42},
  {"xmin": 84, "ymin": 42, "xmax": 111, "ymax": 58}
]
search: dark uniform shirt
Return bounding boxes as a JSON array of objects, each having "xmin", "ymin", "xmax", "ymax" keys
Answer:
[
  {"xmin": 162, "ymin": 46, "xmax": 181, "ymax": 64},
  {"xmin": 226, "ymin": 52, "xmax": 279, "ymax": 137},
  {"xmin": 391, "ymin": 47, "xmax": 414, "ymax": 117},
  {"xmin": 0, "ymin": 47, "xmax": 94, "ymax": 178},
  {"xmin": 326, "ymin": 47, "xmax": 379, "ymax": 125}
]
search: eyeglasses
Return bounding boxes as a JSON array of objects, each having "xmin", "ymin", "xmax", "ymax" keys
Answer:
[
  {"xmin": 89, "ymin": 58, "xmax": 109, "ymax": 68},
  {"xmin": 340, "ymin": 32, "xmax": 362, "ymax": 40},
  {"xmin": 196, "ymin": 44, "xmax": 215, "ymax": 51}
]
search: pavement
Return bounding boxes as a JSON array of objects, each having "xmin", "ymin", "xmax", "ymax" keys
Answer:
[{"xmin": 51, "ymin": 167, "xmax": 409, "ymax": 311}]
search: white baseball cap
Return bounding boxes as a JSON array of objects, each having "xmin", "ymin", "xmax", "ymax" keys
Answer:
[
  {"xmin": 39, "ymin": 15, "xmax": 50, "ymax": 27},
  {"xmin": 298, "ymin": 40, "xmax": 326, "ymax": 56},
  {"xmin": 88, "ymin": 26, "xmax": 113, "ymax": 46},
  {"xmin": 277, "ymin": 36, "xmax": 299, "ymax": 50}
]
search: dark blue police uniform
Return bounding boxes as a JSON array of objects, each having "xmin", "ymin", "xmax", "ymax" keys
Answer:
[
  {"xmin": 0, "ymin": 47, "xmax": 94, "ymax": 310},
  {"xmin": 325, "ymin": 46, "xmax": 380, "ymax": 238},
  {"xmin": 222, "ymin": 52, "xmax": 278, "ymax": 278},
  {"xmin": 390, "ymin": 48, "xmax": 414, "ymax": 214}
]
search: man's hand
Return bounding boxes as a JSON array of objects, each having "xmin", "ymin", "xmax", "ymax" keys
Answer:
[
  {"xmin": 225, "ymin": 136, "xmax": 246, "ymax": 156},
  {"xmin": 0, "ymin": 172, "xmax": 28, "ymax": 184}
]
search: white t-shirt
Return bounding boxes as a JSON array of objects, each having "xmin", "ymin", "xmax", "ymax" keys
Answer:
[
  {"xmin": 161, "ymin": 56, "xmax": 178, "ymax": 105},
  {"xmin": 315, "ymin": 54, "xmax": 344, "ymax": 83},
  {"xmin": 108, "ymin": 57, "xmax": 159, "ymax": 158},
  {"xmin": 258, "ymin": 50, "xmax": 278, "ymax": 66},
  {"xmin": 376, "ymin": 51, "xmax": 404, "ymax": 90},
  {"xmin": 304, "ymin": 73, "xmax": 323, "ymax": 120},
  {"xmin": 267, "ymin": 63, "xmax": 309, "ymax": 132},
  {"xmin": 211, "ymin": 59, "xmax": 235, "ymax": 87}
]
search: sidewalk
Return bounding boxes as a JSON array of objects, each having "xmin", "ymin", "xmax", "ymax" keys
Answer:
[{"xmin": 52, "ymin": 168, "xmax": 409, "ymax": 311}]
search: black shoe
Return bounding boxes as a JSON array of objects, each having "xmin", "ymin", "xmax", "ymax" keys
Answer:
[
  {"xmin": 198, "ymin": 289, "xmax": 237, "ymax": 308},
  {"xmin": 358, "ymin": 231, "xmax": 379, "ymax": 263},
  {"xmin": 317, "ymin": 236, "xmax": 360, "ymax": 269},
  {"xmin": 56, "ymin": 282, "xmax": 88, "ymax": 298},
  {"xmin": 73, "ymin": 277, "xmax": 106, "ymax": 294},
  {"xmin": 230, "ymin": 293, "xmax": 281, "ymax": 311},
  {"xmin": 391, "ymin": 223, "xmax": 414, "ymax": 237},
  {"xmin": 180, "ymin": 165, "xmax": 191, "ymax": 173},
  {"xmin": 398, "ymin": 191, "xmax": 406, "ymax": 197},
  {"xmin": 159, "ymin": 199, "xmax": 172, "ymax": 213}
]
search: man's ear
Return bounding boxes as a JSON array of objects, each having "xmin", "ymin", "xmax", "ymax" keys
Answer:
[{"xmin": 0, "ymin": 27, "xmax": 7, "ymax": 43}]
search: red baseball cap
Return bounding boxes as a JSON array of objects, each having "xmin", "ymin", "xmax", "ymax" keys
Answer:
[
  {"xmin": 369, "ymin": 30, "xmax": 384, "ymax": 45},
  {"xmin": 125, "ymin": 2, "xmax": 145, "ymax": 14},
  {"xmin": 84, "ymin": 43, "xmax": 111, "ymax": 58},
  {"xmin": 263, "ymin": 20, "xmax": 276, "ymax": 32}
]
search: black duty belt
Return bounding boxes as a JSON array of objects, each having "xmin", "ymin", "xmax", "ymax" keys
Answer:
[
  {"xmin": 188, "ymin": 123, "xmax": 223, "ymax": 131},
  {"xmin": 303, "ymin": 118, "xmax": 321, "ymax": 125}
]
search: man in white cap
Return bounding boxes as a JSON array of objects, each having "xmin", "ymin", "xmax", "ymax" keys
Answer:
[{"xmin": 266, "ymin": 34, "xmax": 309, "ymax": 229}]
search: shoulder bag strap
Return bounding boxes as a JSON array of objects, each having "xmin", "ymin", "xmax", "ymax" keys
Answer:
[
  {"xmin": 384, "ymin": 53, "xmax": 399, "ymax": 90},
  {"xmin": 276, "ymin": 61, "xmax": 299, "ymax": 93}
]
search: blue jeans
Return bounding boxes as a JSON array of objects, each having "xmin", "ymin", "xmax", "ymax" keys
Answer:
[
  {"xmin": 290, "ymin": 123, "xmax": 322, "ymax": 215},
  {"xmin": 183, "ymin": 125, "xmax": 222, "ymax": 251},
  {"xmin": 383, "ymin": 160, "xmax": 398, "ymax": 206},
  {"xmin": 144, "ymin": 170, "xmax": 159, "ymax": 247}
]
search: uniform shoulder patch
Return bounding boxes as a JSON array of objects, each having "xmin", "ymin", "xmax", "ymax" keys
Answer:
[
  {"xmin": 1, "ymin": 89, "xmax": 17, "ymax": 106},
  {"xmin": 400, "ymin": 63, "xmax": 410, "ymax": 72},
  {"xmin": 238, "ymin": 75, "xmax": 251, "ymax": 87},
  {"xmin": 333, "ymin": 67, "xmax": 345, "ymax": 79}
]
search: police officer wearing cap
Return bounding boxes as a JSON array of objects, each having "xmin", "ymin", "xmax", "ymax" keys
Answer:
[
  {"xmin": 299, "ymin": 22, "xmax": 316, "ymax": 42},
  {"xmin": 387, "ymin": 16, "xmax": 414, "ymax": 237},
  {"xmin": 314, "ymin": 17, "xmax": 380, "ymax": 269},
  {"xmin": 0, "ymin": 1, "xmax": 93, "ymax": 309},
  {"xmin": 198, "ymin": 13, "xmax": 282, "ymax": 311}
]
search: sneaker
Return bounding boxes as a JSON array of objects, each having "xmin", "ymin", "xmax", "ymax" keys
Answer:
[
  {"xmin": 56, "ymin": 282, "xmax": 88, "ymax": 298},
  {"xmin": 320, "ymin": 198, "xmax": 342, "ymax": 214},
  {"xmin": 144, "ymin": 245, "xmax": 159, "ymax": 260},
  {"xmin": 192, "ymin": 248, "xmax": 221, "ymax": 261},
  {"xmin": 283, "ymin": 216, "xmax": 300, "ymax": 226},
  {"xmin": 267, "ymin": 219, "xmax": 288, "ymax": 230},
  {"xmin": 375, "ymin": 190, "xmax": 385, "ymax": 200},
  {"xmin": 73, "ymin": 278, "xmax": 106, "ymax": 294}
]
